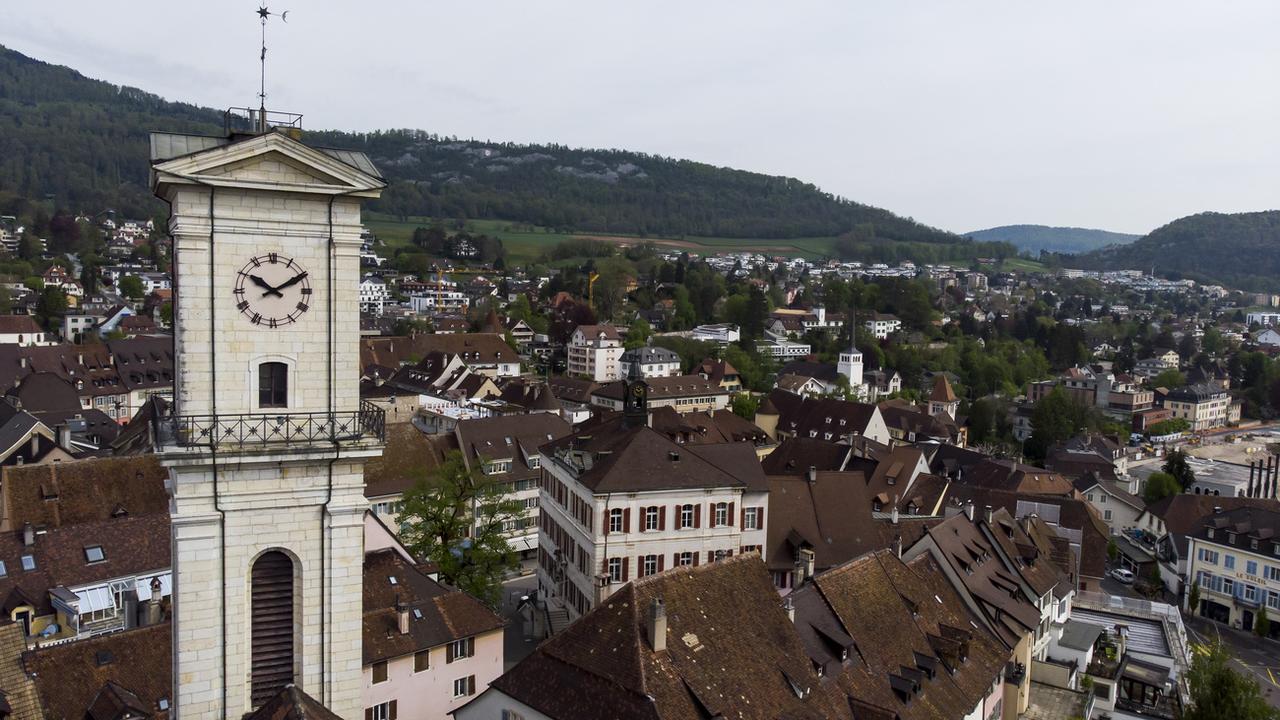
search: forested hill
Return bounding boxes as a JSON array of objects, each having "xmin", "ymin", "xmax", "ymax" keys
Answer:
[
  {"xmin": 965, "ymin": 224, "xmax": 1139, "ymax": 255},
  {"xmin": 0, "ymin": 44, "xmax": 979, "ymax": 250},
  {"xmin": 1072, "ymin": 211, "xmax": 1280, "ymax": 292}
]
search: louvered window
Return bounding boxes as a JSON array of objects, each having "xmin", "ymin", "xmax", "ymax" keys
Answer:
[{"xmin": 251, "ymin": 551, "xmax": 295, "ymax": 707}]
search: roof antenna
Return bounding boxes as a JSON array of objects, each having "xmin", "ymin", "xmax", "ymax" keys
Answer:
[{"xmin": 255, "ymin": 3, "xmax": 290, "ymax": 133}]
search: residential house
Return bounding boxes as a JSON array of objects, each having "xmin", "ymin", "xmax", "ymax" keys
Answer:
[
  {"xmin": 589, "ymin": 374, "xmax": 729, "ymax": 415},
  {"xmin": 864, "ymin": 312, "xmax": 902, "ymax": 339},
  {"xmin": 1161, "ymin": 383, "xmax": 1231, "ymax": 431},
  {"xmin": 0, "ymin": 316, "xmax": 54, "ymax": 347},
  {"xmin": 360, "ymin": 276, "xmax": 390, "ymax": 315},
  {"xmin": 535, "ymin": 383, "xmax": 768, "ymax": 620},
  {"xmin": 618, "ymin": 344, "xmax": 681, "ymax": 379},
  {"xmin": 1186, "ymin": 506, "xmax": 1280, "ymax": 637},
  {"xmin": 761, "ymin": 388, "xmax": 892, "ymax": 446},
  {"xmin": 566, "ymin": 325, "xmax": 623, "ymax": 382},
  {"xmin": 1073, "ymin": 472, "xmax": 1145, "ymax": 536}
]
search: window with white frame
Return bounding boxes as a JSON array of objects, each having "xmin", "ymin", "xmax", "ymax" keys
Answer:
[
  {"xmin": 1269, "ymin": 591, "xmax": 1280, "ymax": 610},
  {"xmin": 1225, "ymin": 555, "xmax": 1236, "ymax": 570},
  {"xmin": 369, "ymin": 702, "xmax": 392, "ymax": 720},
  {"xmin": 1247, "ymin": 560, "xmax": 1259, "ymax": 576},
  {"xmin": 453, "ymin": 675, "xmax": 476, "ymax": 698},
  {"xmin": 714, "ymin": 502, "xmax": 728, "ymax": 527},
  {"xmin": 680, "ymin": 504, "xmax": 694, "ymax": 528},
  {"xmin": 609, "ymin": 508, "xmax": 624, "ymax": 534},
  {"xmin": 645, "ymin": 506, "xmax": 660, "ymax": 531},
  {"xmin": 608, "ymin": 557, "xmax": 623, "ymax": 583},
  {"xmin": 1200, "ymin": 548, "xmax": 1219, "ymax": 564},
  {"xmin": 642, "ymin": 554, "xmax": 658, "ymax": 577},
  {"xmin": 678, "ymin": 551, "xmax": 693, "ymax": 566},
  {"xmin": 448, "ymin": 636, "xmax": 474, "ymax": 662},
  {"xmin": 744, "ymin": 507, "xmax": 759, "ymax": 530},
  {"xmin": 1267, "ymin": 566, "xmax": 1280, "ymax": 582}
]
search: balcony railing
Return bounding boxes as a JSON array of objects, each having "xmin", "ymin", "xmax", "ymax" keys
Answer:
[{"xmin": 153, "ymin": 400, "xmax": 385, "ymax": 449}]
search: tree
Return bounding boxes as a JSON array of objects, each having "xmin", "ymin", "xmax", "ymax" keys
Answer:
[
  {"xmin": 731, "ymin": 393, "xmax": 759, "ymax": 420},
  {"xmin": 1163, "ymin": 449, "xmax": 1196, "ymax": 490},
  {"xmin": 1150, "ymin": 368, "xmax": 1187, "ymax": 389},
  {"xmin": 1107, "ymin": 539, "xmax": 1119, "ymax": 562},
  {"xmin": 1025, "ymin": 387, "xmax": 1089, "ymax": 462},
  {"xmin": 397, "ymin": 451, "xmax": 522, "ymax": 607},
  {"xmin": 1143, "ymin": 471, "xmax": 1182, "ymax": 504},
  {"xmin": 624, "ymin": 317, "xmax": 652, "ymax": 350},
  {"xmin": 1188, "ymin": 580, "xmax": 1201, "ymax": 614},
  {"xmin": 118, "ymin": 275, "xmax": 145, "ymax": 299},
  {"xmin": 1183, "ymin": 640, "xmax": 1280, "ymax": 720},
  {"xmin": 35, "ymin": 287, "xmax": 67, "ymax": 322},
  {"xmin": 1256, "ymin": 607, "xmax": 1271, "ymax": 638},
  {"xmin": 0, "ymin": 285, "xmax": 10, "ymax": 315}
]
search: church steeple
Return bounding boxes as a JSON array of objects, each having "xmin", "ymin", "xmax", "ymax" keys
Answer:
[{"xmin": 623, "ymin": 358, "xmax": 649, "ymax": 427}]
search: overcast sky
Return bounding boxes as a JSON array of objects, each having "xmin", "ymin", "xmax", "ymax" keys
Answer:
[{"xmin": 3, "ymin": 2, "xmax": 1278, "ymax": 235}]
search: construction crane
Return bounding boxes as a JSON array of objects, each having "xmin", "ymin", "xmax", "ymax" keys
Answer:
[{"xmin": 588, "ymin": 272, "xmax": 601, "ymax": 310}]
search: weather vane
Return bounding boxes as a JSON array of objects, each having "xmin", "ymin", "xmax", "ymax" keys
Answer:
[{"xmin": 256, "ymin": 3, "xmax": 289, "ymax": 129}]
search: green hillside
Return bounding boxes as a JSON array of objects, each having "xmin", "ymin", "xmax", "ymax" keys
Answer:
[
  {"xmin": 0, "ymin": 44, "xmax": 1020, "ymax": 263},
  {"xmin": 965, "ymin": 224, "xmax": 1139, "ymax": 255},
  {"xmin": 1073, "ymin": 210, "xmax": 1280, "ymax": 292}
]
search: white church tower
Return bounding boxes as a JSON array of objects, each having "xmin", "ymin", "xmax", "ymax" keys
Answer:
[
  {"xmin": 837, "ymin": 337, "xmax": 866, "ymax": 399},
  {"xmin": 150, "ymin": 117, "xmax": 385, "ymax": 718}
]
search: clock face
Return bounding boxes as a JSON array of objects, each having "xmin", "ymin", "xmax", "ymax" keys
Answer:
[{"xmin": 233, "ymin": 253, "xmax": 312, "ymax": 327}]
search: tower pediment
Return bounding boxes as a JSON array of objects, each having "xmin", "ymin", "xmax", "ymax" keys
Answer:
[{"xmin": 151, "ymin": 130, "xmax": 385, "ymax": 198}]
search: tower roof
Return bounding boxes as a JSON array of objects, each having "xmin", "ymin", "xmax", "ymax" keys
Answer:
[{"xmin": 929, "ymin": 374, "xmax": 957, "ymax": 403}]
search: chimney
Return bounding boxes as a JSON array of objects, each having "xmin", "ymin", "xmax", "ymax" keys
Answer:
[
  {"xmin": 57, "ymin": 424, "xmax": 71, "ymax": 451},
  {"xmin": 890, "ymin": 504, "xmax": 899, "ymax": 525},
  {"xmin": 396, "ymin": 596, "xmax": 410, "ymax": 635},
  {"xmin": 783, "ymin": 595, "xmax": 796, "ymax": 623},
  {"xmin": 18, "ymin": 356, "xmax": 25, "ymax": 369},
  {"xmin": 798, "ymin": 547, "xmax": 816, "ymax": 584},
  {"xmin": 142, "ymin": 577, "xmax": 163, "ymax": 627},
  {"xmin": 963, "ymin": 501, "xmax": 975, "ymax": 522},
  {"xmin": 893, "ymin": 535, "xmax": 903, "ymax": 559},
  {"xmin": 22, "ymin": 522, "xmax": 34, "ymax": 547},
  {"xmin": 983, "ymin": 505, "xmax": 993, "ymax": 524},
  {"xmin": 647, "ymin": 598, "xmax": 667, "ymax": 652},
  {"xmin": 806, "ymin": 465, "xmax": 817, "ymax": 484}
]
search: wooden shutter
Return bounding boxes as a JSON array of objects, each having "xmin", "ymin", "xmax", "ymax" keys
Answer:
[
  {"xmin": 659, "ymin": 506, "xmax": 666, "ymax": 530},
  {"xmin": 741, "ymin": 506, "xmax": 746, "ymax": 528},
  {"xmin": 468, "ymin": 675, "xmax": 476, "ymax": 695},
  {"xmin": 390, "ymin": 700, "xmax": 398, "ymax": 720},
  {"xmin": 623, "ymin": 557, "xmax": 629, "ymax": 581},
  {"xmin": 624, "ymin": 508, "xmax": 631, "ymax": 533},
  {"xmin": 251, "ymin": 551, "xmax": 294, "ymax": 708},
  {"xmin": 447, "ymin": 642, "xmax": 456, "ymax": 663},
  {"xmin": 758, "ymin": 507, "xmax": 765, "ymax": 530},
  {"xmin": 366, "ymin": 709, "xmax": 373, "ymax": 720},
  {"xmin": 692, "ymin": 552, "xmax": 700, "ymax": 566},
  {"xmin": 674, "ymin": 552, "xmax": 681, "ymax": 568},
  {"xmin": 728, "ymin": 502, "xmax": 735, "ymax": 527},
  {"xmin": 694, "ymin": 505, "xmax": 701, "ymax": 528},
  {"xmin": 658, "ymin": 554, "xmax": 665, "ymax": 572},
  {"xmin": 707, "ymin": 550, "xmax": 714, "ymax": 564}
]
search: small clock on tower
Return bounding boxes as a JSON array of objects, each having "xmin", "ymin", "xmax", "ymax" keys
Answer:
[{"xmin": 233, "ymin": 252, "xmax": 313, "ymax": 327}]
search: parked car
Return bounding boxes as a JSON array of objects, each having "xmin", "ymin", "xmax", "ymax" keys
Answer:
[{"xmin": 1111, "ymin": 568, "xmax": 1135, "ymax": 584}]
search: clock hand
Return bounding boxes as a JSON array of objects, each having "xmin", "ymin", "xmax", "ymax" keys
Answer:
[
  {"xmin": 249, "ymin": 274, "xmax": 284, "ymax": 298},
  {"xmin": 273, "ymin": 271, "xmax": 309, "ymax": 292}
]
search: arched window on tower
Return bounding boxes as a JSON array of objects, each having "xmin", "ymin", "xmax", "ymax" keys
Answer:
[
  {"xmin": 259, "ymin": 362, "xmax": 288, "ymax": 408},
  {"xmin": 251, "ymin": 550, "xmax": 295, "ymax": 707}
]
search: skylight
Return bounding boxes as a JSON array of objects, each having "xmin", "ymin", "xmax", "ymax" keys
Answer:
[
  {"xmin": 85, "ymin": 545, "xmax": 106, "ymax": 563},
  {"xmin": 413, "ymin": 608, "xmax": 423, "ymax": 620},
  {"xmin": 0, "ymin": 561, "xmax": 6, "ymax": 578},
  {"xmin": 20, "ymin": 555, "xmax": 35, "ymax": 571},
  {"xmin": 389, "ymin": 576, "xmax": 398, "ymax": 585}
]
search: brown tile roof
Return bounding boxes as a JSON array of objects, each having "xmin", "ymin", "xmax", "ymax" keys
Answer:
[
  {"xmin": 648, "ymin": 406, "xmax": 770, "ymax": 446},
  {"xmin": 454, "ymin": 413, "xmax": 572, "ymax": 480},
  {"xmin": 794, "ymin": 549, "xmax": 1008, "ymax": 719},
  {"xmin": 541, "ymin": 417, "xmax": 756, "ymax": 494},
  {"xmin": 942, "ymin": 485, "xmax": 1110, "ymax": 581},
  {"xmin": 571, "ymin": 324, "xmax": 621, "ymax": 341},
  {"xmin": 362, "ymin": 549, "xmax": 503, "ymax": 665},
  {"xmin": 489, "ymin": 555, "xmax": 855, "ymax": 720},
  {"xmin": 0, "ymin": 316, "xmax": 42, "ymax": 335},
  {"xmin": 363, "ymin": 424, "xmax": 456, "ymax": 499},
  {"xmin": 105, "ymin": 336, "xmax": 174, "ymax": 391},
  {"xmin": 963, "ymin": 459, "xmax": 1074, "ymax": 496},
  {"xmin": 877, "ymin": 401, "xmax": 959, "ymax": 440},
  {"xmin": 546, "ymin": 376, "xmax": 599, "ymax": 404},
  {"xmin": 0, "ymin": 622, "xmax": 40, "ymax": 720},
  {"xmin": 592, "ymin": 374, "xmax": 728, "ymax": 401},
  {"xmin": 245, "ymin": 685, "xmax": 342, "ymax": 720},
  {"xmin": 765, "ymin": 472, "xmax": 937, "ymax": 573},
  {"xmin": 360, "ymin": 333, "xmax": 516, "ymax": 373},
  {"xmin": 768, "ymin": 389, "xmax": 880, "ymax": 440},
  {"xmin": 760, "ymin": 437, "xmax": 852, "ymax": 475},
  {"xmin": 23, "ymin": 622, "xmax": 171, "ymax": 720},
  {"xmin": 1, "ymin": 455, "xmax": 167, "ymax": 531},
  {"xmin": 30, "ymin": 513, "xmax": 170, "ymax": 592},
  {"xmin": 929, "ymin": 375, "xmax": 957, "ymax": 403}
]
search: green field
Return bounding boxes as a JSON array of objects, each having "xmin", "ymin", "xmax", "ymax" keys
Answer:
[{"xmin": 363, "ymin": 213, "xmax": 839, "ymax": 264}]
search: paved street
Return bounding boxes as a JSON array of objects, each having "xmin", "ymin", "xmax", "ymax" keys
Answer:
[
  {"xmin": 1185, "ymin": 615, "xmax": 1280, "ymax": 709},
  {"xmin": 499, "ymin": 573, "xmax": 540, "ymax": 671}
]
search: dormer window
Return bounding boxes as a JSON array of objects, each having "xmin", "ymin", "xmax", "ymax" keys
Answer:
[{"xmin": 1207, "ymin": 528, "xmax": 1215, "ymax": 539}]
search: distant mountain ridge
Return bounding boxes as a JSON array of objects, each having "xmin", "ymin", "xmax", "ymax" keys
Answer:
[
  {"xmin": 0, "ymin": 44, "xmax": 998, "ymax": 257},
  {"xmin": 1073, "ymin": 210, "xmax": 1280, "ymax": 292},
  {"xmin": 964, "ymin": 224, "xmax": 1139, "ymax": 255}
]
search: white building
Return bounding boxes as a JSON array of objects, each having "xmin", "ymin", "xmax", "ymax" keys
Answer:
[
  {"xmin": 1187, "ymin": 506, "xmax": 1280, "ymax": 637},
  {"xmin": 567, "ymin": 324, "xmax": 624, "ymax": 382},
  {"xmin": 536, "ymin": 379, "xmax": 768, "ymax": 619},
  {"xmin": 690, "ymin": 323, "xmax": 740, "ymax": 344},
  {"xmin": 360, "ymin": 276, "xmax": 390, "ymax": 315},
  {"xmin": 864, "ymin": 312, "xmax": 901, "ymax": 340},
  {"xmin": 618, "ymin": 344, "xmax": 682, "ymax": 378},
  {"xmin": 0, "ymin": 315, "xmax": 55, "ymax": 346}
]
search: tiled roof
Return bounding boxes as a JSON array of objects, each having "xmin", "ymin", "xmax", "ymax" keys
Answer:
[
  {"xmin": 0, "ymin": 316, "xmax": 42, "ymax": 335},
  {"xmin": 454, "ymin": 413, "xmax": 572, "ymax": 479},
  {"xmin": 363, "ymin": 423, "xmax": 456, "ymax": 499},
  {"xmin": 362, "ymin": 549, "xmax": 503, "ymax": 665},
  {"xmin": 489, "ymin": 555, "xmax": 855, "ymax": 720},
  {"xmin": 23, "ymin": 622, "xmax": 172, "ymax": 720},
  {"xmin": 1, "ymin": 455, "xmax": 168, "ymax": 530},
  {"xmin": 768, "ymin": 389, "xmax": 880, "ymax": 440},
  {"xmin": 245, "ymin": 685, "xmax": 343, "ymax": 720},
  {"xmin": 962, "ymin": 459, "xmax": 1074, "ymax": 496},
  {"xmin": 648, "ymin": 406, "xmax": 770, "ymax": 446},
  {"xmin": 592, "ymin": 374, "xmax": 728, "ymax": 401}
]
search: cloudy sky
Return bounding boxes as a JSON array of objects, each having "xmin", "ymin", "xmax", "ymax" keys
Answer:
[{"xmin": 3, "ymin": 2, "xmax": 1277, "ymax": 235}]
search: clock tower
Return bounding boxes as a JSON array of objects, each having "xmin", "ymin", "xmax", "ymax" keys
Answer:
[{"xmin": 150, "ymin": 119, "xmax": 385, "ymax": 719}]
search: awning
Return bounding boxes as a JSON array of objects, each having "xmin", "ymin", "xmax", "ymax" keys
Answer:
[
  {"xmin": 135, "ymin": 573, "xmax": 172, "ymax": 601},
  {"xmin": 510, "ymin": 535, "xmax": 538, "ymax": 553},
  {"xmin": 75, "ymin": 586, "xmax": 115, "ymax": 614}
]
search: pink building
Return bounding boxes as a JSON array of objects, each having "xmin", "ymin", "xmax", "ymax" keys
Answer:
[{"xmin": 362, "ymin": 546, "xmax": 505, "ymax": 720}]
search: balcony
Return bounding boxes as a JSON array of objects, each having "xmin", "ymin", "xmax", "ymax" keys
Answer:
[{"xmin": 152, "ymin": 400, "xmax": 385, "ymax": 450}]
